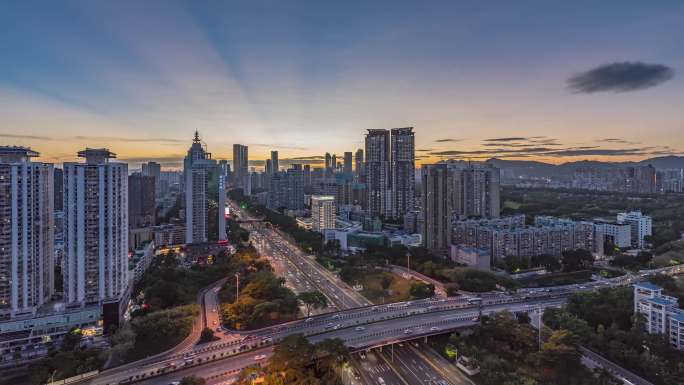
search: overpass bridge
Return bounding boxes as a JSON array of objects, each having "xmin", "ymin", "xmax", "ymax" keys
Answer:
[{"xmin": 83, "ymin": 292, "xmax": 567, "ymax": 385}]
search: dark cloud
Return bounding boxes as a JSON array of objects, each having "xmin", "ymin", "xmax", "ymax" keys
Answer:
[
  {"xmin": 435, "ymin": 138, "xmax": 463, "ymax": 143},
  {"xmin": 72, "ymin": 135, "xmax": 186, "ymax": 144},
  {"xmin": 251, "ymin": 143, "xmax": 308, "ymax": 150},
  {"xmin": 0, "ymin": 133, "xmax": 55, "ymax": 140},
  {"xmin": 484, "ymin": 137, "xmax": 529, "ymax": 142},
  {"xmin": 567, "ymin": 62, "xmax": 674, "ymax": 93},
  {"xmin": 601, "ymin": 138, "xmax": 640, "ymax": 145},
  {"xmin": 417, "ymin": 148, "xmax": 434, "ymax": 152},
  {"xmin": 430, "ymin": 144, "xmax": 678, "ymax": 159}
]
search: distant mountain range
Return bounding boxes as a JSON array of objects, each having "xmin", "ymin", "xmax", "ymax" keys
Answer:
[{"xmin": 486, "ymin": 156, "xmax": 684, "ymax": 178}]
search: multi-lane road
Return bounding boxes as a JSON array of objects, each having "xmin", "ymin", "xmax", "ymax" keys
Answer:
[{"xmin": 72, "ymin": 200, "xmax": 682, "ymax": 385}]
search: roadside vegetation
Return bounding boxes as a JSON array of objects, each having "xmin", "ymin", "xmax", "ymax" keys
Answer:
[
  {"xmin": 446, "ymin": 311, "xmax": 614, "ymax": 385},
  {"xmin": 27, "ymin": 329, "xmax": 107, "ymax": 385},
  {"xmin": 219, "ymin": 246, "xmax": 299, "ymax": 330},
  {"xmin": 235, "ymin": 334, "xmax": 347, "ymax": 385},
  {"xmin": 543, "ymin": 287, "xmax": 684, "ymax": 385},
  {"xmin": 229, "ymin": 189, "xmax": 323, "ymax": 253}
]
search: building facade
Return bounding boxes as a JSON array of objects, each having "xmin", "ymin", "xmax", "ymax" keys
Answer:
[
  {"xmin": 390, "ymin": 127, "xmax": 415, "ymax": 219},
  {"xmin": 63, "ymin": 148, "xmax": 128, "ymax": 307},
  {"xmin": 633, "ymin": 282, "xmax": 684, "ymax": 350},
  {"xmin": 128, "ymin": 173, "xmax": 156, "ymax": 228},
  {"xmin": 184, "ymin": 132, "xmax": 216, "ymax": 243},
  {"xmin": 233, "ymin": 144, "xmax": 249, "ymax": 190},
  {"xmin": 617, "ymin": 211, "xmax": 652, "ymax": 249},
  {"xmin": 421, "ymin": 164, "xmax": 449, "ymax": 255},
  {"xmin": 0, "ymin": 147, "xmax": 54, "ymax": 320},
  {"xmin": 311, "ymin": 195, "xmax": 335, "ymax": 233},
  {"xmin": 448, "ymin": 162, "xmax": 500, "ymax": 219},
  {"xmin": 365, "ymin": 129, "xmax": 392, "ymax": 218}
]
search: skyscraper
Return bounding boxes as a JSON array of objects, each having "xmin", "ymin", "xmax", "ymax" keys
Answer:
[
  {"xmin": 354, "ymin": 148, "xmax": 364, "ymax": 180},
  {"xmin": 343, "ymin": 152, "xmax": 353, "ymax": 174},
  {"xmin": 141, "ymin": 161, "xmax": 161, "ymax": 181},
  {"xmin": 63, "ymin": 148, "xmax": 128, "ymax": 306},
  {"xmin": 233, "ymin": 144, "xmax": 249, "ymax": 190},
  {"xmin": 421, "ymin": 164, "xmax": 449, "ymax": 254},
  {"xmin": 54, "ymin": 167, "xmax": 63, "ymax": 211},
  {"xmin": 185, "ymin": 132, "xmax": 216, "ymax": 243},
  {"xmin": 0, "ymin": 147, "xmax": 54, "ymax": 319},
  {"xmin": 270, "ymin": 150, "xmax": 279, "ymax": 174},
  {"xmin": 325, "ymin": 152, "xmax": 332, "ymax": 171},
  {"xmin": 331, "ymin": 154, "xmax": 337, "ymax": 171},
  {"xmin": 391, "ymin": 127, "xmax": 415, "ymax": 219},
  {"xmin": 311, "ymin": 195, "xmax": 335, "ymax": 233},
  {"xmin": 448, "ymin": 163, "xmax": 500, "ymax": 218},
  {"xmin": 128, "ymin": 173, "xmax": 156, "ymax": 228},
  {"xmin": 365, "ymin": 129, "xmax": 391, "ymax": 218}
]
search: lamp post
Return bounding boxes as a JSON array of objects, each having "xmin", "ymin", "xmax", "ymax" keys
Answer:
[{"xmin": 235, "ymin": 273, "xmax": 240, "ymax": 302}]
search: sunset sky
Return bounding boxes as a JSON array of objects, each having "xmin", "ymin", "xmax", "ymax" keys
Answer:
[{"xmin": 1, "ymin": 1, "xmax": 682, "ymax": 169}]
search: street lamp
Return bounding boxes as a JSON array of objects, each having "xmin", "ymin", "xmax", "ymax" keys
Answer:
[{"xmin": 235, "ymin": 273, "xmax": 240, "ymax": 302}]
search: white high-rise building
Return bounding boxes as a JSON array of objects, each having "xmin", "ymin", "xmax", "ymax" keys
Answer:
[
  {"xmin": 63, "ymin": 148, "xmax": 128, "ymax": 306},
  {"xmin": 617, "ymin": 211, "xmax": 652, "ymax": 249},
  {"xmin": 0, "ymin": 147, "xmax": 54, "ymax": 319},
  {"xmin": 447, "ymin": 162, "xmax": 500, "ymax": 219},
  {"xmin": 184, "ymin": 131, "xmax": 216, "ymax": 244},
  {"xmin": 311, "ymin": 195, "xmax": 335, "ymax": 233}
]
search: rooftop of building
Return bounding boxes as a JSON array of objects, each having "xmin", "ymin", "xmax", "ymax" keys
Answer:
[
  {"xmin": 634, "ymin": 281, "xmax": 663, "ymax": 291},
  {"xmin": 0, "ymin": 146, "xmax": 40, "ymax": 162},
  {"xmin": 644, "ymin": 296, "xmax": 677, "ymax": 306},
  {"xmin": 671, "ymin": 312, "xmax": 684, "ymax": 323}
]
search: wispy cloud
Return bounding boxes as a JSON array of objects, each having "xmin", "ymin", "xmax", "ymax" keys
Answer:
[
  {"xmin": 0, "ymin": 133, "xmax": 55, "ymax": 141},
  {"xmin": 484, "ymin": 137, "xmax": 529, "ymax": 142},
  {"xmin": 435, "ymin": 138, "xmax": 463, "ymax": 143},
  {"xmin": 567, "ymin": 62, "xmax": 675, "ymax": 93}
]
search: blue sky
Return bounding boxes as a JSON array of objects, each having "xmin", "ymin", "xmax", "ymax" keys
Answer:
[{"xmin": 1, "ymin": 1, "xmax": 682, "ymax": 168}]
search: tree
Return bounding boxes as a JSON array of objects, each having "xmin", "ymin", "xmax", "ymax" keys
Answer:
[
  {"xmin": 298, "ymin": 291, "xmax": 328, "ymax": 317},
  {"xmin": 199, "ymin": 328, "xmax": 215, "ymax": 343},
  {"xmin": 561, "ymin": 249, "xmax": 594, "ymax": 272},
  {"xmin": 180, "ymin": 375, "xmax": 207, "ymax": 385},
  {"xmin": 409, "ymin": 282, "xmax": 435, "ymax": 299}
]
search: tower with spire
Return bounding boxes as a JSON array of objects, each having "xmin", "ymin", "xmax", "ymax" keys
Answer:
[{"xmin": 184, "ymin": 131, "xmax": 219, "ymax": 243}]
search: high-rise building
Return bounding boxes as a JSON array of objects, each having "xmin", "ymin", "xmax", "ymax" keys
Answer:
[
  {"xmin": 233, "ymin": 144, "xmax": 249, "ymax": 190},
  {"xmin": 354, "ymin": 149, "xmax": 364, "ymax": 180},
  {"xmin": 343, "ymin": 152, "xmax": 353, "ymax": 174},
  {"xmin": 325, "ymin": 152, "xmax": 332, "ymax": 171},
  {"xmin": 311, "ymin": 195, "xmax": 335, "ymax": 233},
  {"xmin": 391, "ymin": 127, "xmax": 415, "ymax": 219},
  {"xmin": 365, "ymin": 129, "xmax": 391, "ymax": 218},
  {"xmin": 265, "ymin": 159, "xmax": 272, "ymax": 176},
  {"xmin": 270, "ymin": 151, "xmax": 279, "ymax": 174},
  {"xmin": 142, "ymin": 161, "xmax": 161, "ymax": 181},
  {"xmin": 128, "ymin": 173, "xmax": 156, "ymax": 228},
  {"xmin": 54, "ymin": 167, "xmax": 64, "ymax": 211},
  {"xmin": 331, "ymin": 154, "xmax": 337, "ymax": 171},
  {"xmin": 63, "ymin": 148, "xmax": 128, "ymax": 307},
  {"xmin": 421, "ymin": 164, "xmax": 449, "ymax": 254},
  {"xmin": 218, "ymin": 161, "xmax": 227, "ymax": 241},
  {"xmin": 0, "ymin": 147, "xmax": 54, "ymax": 319},
  {"xmin": 184, "ymin": 132, "xmax": 216, "ymax": 243},
  {"xmin": 617, "ymin": 211, "xmax": 652, "ymax": 249},
  {"xmin": 448, "ymin": 162, "xmax": 500, "ymax": 218},
  {"xmin": 303, "ymin": 164, "xmax": 312, "ymax": 188}
]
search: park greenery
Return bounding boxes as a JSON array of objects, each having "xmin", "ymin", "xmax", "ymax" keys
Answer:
[
  {"xmin": 235, "ymin": 334, "xmax": 347, "ymax": 385},
  {"xmin": 543, "ymin": 287, "xmax": 684, "ymax": 385},
  {"xmin": 219, "ymin": 246, "xmax": 299, "ymax": 330},
  {"xmin": 501, "ymin": 186, "xmax": 684, "ymax": 250},
  {"xmin": 447, "ymin": 311, "xmax": 614, "ymax": 385},
  {"xmin": 28, "ymin": 329, "xmax": 106, "ymax": 385}
]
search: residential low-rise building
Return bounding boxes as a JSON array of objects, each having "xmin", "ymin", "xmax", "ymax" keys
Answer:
[
  {"xmin": 617, "ymin": 211, "xmax": 652, "ymax": 249},
  {"xmin": 633, "ymin": 282, "xmax": 684, "ymax": 350},
  {"xmin": 450, "ymin": 245, "xmax": 490, "ymax": 270}
]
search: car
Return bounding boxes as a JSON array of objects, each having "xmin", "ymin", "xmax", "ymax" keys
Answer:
[
  {"xmin": 355, "ymin": 326, "xmax": 365, "ymax": 331},
  {"xmin": 305, "ymin": 317, "xmax": 314, "ymax": 322},
  {"xmin": 326, "ymin": 323, "xmax": 334, "ymax": 328},
  {"xmin": 430, "ymin": 326, "xmax": 439, "ymax": 331},
  {"xmin": 169, "ymin": 382, "xmax": 180, "ymax": 385},
  {"xmin": 333, "ymin": 324, "xmax": 341, "ymax": 330},
  {"xmin": 254, "ymin": 354, "xmax": 267, "ymax": 360},
  {"xmin": 404, "ymin": 329, "xmax": 412, "ymax": 334}
]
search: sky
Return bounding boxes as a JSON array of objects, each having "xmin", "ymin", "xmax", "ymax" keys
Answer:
[{"xmin": 1, "ymin": 0, "xmax": 683, "ymax": 169}]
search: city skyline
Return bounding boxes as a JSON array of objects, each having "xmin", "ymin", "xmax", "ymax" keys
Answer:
[{"xmin": 1, "ymin": 1, "xmax": 683, "ymax": 167}]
